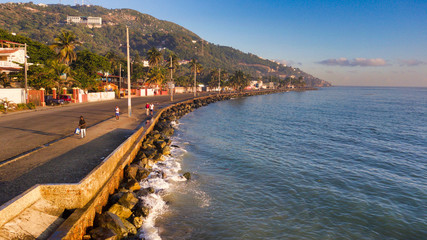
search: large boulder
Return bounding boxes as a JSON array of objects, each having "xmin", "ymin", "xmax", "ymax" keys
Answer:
[
  {"xmin": 183, "ymin": 172, "xmax": 191, "ymax": 180},
  {"xmin": 154, "ymin": 140, "xmax": 167, "ymax": 151},
  {"xmin": 106, "ymin": 192, "xmax": 125, "ymax": 209},
  {"xmin": 153, "ymin": 154, "xmax": 165, "ymax": 162},
  {"xmin": 161, "ymin": 146, "xmax": 171, "ymax": 155},
  {"xmin": 96, "ymin": 212, "xmax": 129, "ymax": 238},
  {"xmin": 125, "ymin": 164, "xmax": 139, "ymax": 179},
  {"xmin": 136, "ymin": 168, "xmax": 151, "ymax": 181},
  {"xmin": 108, "ymin": 204, "xmax": 133, "ymax": 219},
  {"xmin": 122, "ymin": 219, "xmax": 137, "ymax": 235},
  {"xmin": 118, "ymin": 192, "xmax": 139, "ymax": 209},
  {"xmin": 124, "ymin": 179, "xmax": 141, "ymax": 192},
  {"xmin": 132, "ymin": 216, "xmax": 143, "ymax": 229},
  {"xmin": 90, "ymin": 227, "xmax": 119, "ymax": 240}
]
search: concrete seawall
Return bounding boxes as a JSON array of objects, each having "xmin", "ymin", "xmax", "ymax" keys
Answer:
[{"xmin": 0, "ymin": 89, "xmax": 307, "ymax": 239}]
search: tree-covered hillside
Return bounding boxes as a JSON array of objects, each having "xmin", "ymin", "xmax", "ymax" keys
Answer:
[{"xmin": 0, "ymin": 2, "xmax": 331, "ymax": 87}]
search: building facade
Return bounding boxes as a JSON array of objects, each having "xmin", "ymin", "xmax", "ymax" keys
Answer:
[{"xmin": 67, "ymin": 16, "xmax": 102, "ymax": 28}]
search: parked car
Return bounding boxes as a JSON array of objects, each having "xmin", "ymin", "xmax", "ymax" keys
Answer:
[
  {"xmin": 59, "ymin": 95, "xmax": 72, "ymax": 103},
  {"xmin": 45, "ymin": 95, "xmax": 64, "ymax": 106}
]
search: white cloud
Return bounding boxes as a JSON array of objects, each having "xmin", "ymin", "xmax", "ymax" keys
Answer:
[
  {"xmin": 317, "ymin": 58, "xmax": 387, "ymax": 67},
  {"xmin": 274, "ymin": 59, "xmax": 302, "ymax": 66},
  {"xmin": 398, "ymin": 59, "xmax": 426, "ymax": 66}
]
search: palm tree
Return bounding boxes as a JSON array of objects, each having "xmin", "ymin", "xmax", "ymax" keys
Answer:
[
  {"xmin": 189, "ymin": 58, "xmax": 203, "ymax": 97},
  {"xmin": 48, "ymin": 59, "xmax": 72, "ymax": 90},
  {"xmin": 146, "ymin": 47, "xmax": 162, "ymax": 68},
  {"xmin": 230, "ymin": 70, "xmax": 249, "ymax": 92},
  {"xmin": 167, "ymin": 53, "xmax": 179, "ymax": 73},
  {"xmin": 146, "ymin": 66, "xmax": 166, "ymax": 88},
  {"xmin": 50, "ymin": 31, "xmax": 81, "ymax": 65}
]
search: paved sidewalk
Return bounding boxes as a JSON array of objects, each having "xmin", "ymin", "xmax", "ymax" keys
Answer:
[{"xmin": 0, "ymin": 106, "xmax": 146, "ymax": 205}]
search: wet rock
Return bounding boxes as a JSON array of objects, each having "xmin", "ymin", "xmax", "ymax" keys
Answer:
[
  {"xmin": 154, "ymin": 140, "xmax": 167, "ymax": 150},
  {"xmin": 106, "ymin": 192, "xmax": 125, "ymax": 209},
  {"xmin": 133, "ymin": 203, "xmax": 150, "ymax": 218},
  {"xmin": 162, "ymin": 146, "xmax": 171, "ymax": 155},
  {"xmin": 136, "ymin": 168, "xmax": 151, "ymax": 181},
  {"xmin": 183, "ymin": 172, "xmax": 191, "ymax": 180},
  {"xmin": 118, "ymin": 192, "xmax": 139, "ymax": 209},
  {"xmin": 125, "ymin": 179, "xmax": 141, "ymax": 192},
  {"xmin": 97, "ymin": 212, "xmax": 129, "ymax": 238},
  {"xmin": 135, "ymin": 188, "xmax": 150, "ymax": 198},
  {"xmin": 132, "ymin": 216, "xmax": 143, "ymax": 229},
  {"xmin": 122, "ymin": 218, "xmax": 137, "ymax": 235},
  {"xmin": 125, "ymin": 164, "xmax": 139, "ymax": 179},
  {"xmin": 161, "ymin": 127, "xmax": 174, "ymax": 137},
  {"xmin": 90, "ymin": 227, "xmax": 118, "ymax": 240},
  {"xmin": 108, "ymin": 203, "xmax": 133, "ymax": 219},
  {"xmin": 153, "ymin": 154, "xmax": 165, "ymax": 162}
]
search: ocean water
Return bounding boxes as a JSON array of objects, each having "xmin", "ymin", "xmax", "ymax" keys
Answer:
[{"xmin": 140, "ymin": 87, "xmax": 427, "ymax": 240}]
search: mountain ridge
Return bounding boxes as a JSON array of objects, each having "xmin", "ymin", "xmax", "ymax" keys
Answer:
[{"xmin": 0, "ymin": 2, "xmax": 331, "ymax": 87}]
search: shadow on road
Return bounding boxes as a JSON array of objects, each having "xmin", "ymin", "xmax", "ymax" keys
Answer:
[{"xmin": 0, "ymin": 128, "xmax": 134, "ymax": 205}]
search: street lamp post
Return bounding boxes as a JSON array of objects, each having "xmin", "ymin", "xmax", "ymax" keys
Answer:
[
  {"xmin": 126, "ymin": 27, "xmax": 131, "ymax": 117},
  {"xmin": 169, "ymin": 55, "xmax": 174, "ymax": 101},
  {"xmin": 193, "ymin": 63, "xmax": 197, "ymax": 97},
  {"xmin": 218, "ymin": 68, "xmax": 221, "ymax": 95},
  {"xmin": 24, "ymin": 43, "xmax": 28, "ymax": 103},
  {"xmin": 119, "ymin": 64, "xmax": 121, "ymax": 99}
]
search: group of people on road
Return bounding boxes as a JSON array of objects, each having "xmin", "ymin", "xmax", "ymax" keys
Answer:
[
  {"xmin": 77, "ymin": 103, "xmax": 155, "ymax": 139},
  {"xmin": 145, "ymin": 102, "xmax": 154, "ymax": 116}
]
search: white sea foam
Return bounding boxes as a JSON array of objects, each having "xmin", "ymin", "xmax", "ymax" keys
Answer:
[{"xmin": 138, "ymin": 139, "xmax": 188, "ymax": 240}]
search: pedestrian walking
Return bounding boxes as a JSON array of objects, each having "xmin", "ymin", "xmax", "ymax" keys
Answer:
[
  {"xmin": 115, "ymin": 105, "xmax": 120, "ymax": 120},
  {"xmin": 145, "ymin": 103, "xmax": 150, "ymax": 116},
  {"xmin": 78, "ymin": 116, "xmax": 86, "ymax": 138},
  {"xmin": 3, "ymin": 101, "xmax": 7, "ymax": 114},
  {"xmin": 150, "ymin": 103, "xmax": 154, "ymax": 116}
]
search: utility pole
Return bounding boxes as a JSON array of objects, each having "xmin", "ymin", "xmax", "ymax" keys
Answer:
[
  {"xmin": 24, "ymin": 43, "xmax": 28, "ymax": 103},
  {"xmin": 218, "ymin": 68, "xmax": 221, "ymax": 95},
  {"xmin": 193, "ymin": 63, "xmax": 197, "ymax": 97},
  {"xmin": 126, "ymin": 27, "xmax": 131, "ymax": 117},
  {"xmin": 169, "ymin": 55, "xmax": 173, "ymax": 101},
  {"xmin": 119, "ymin": 64, "xmax": 121, "ymax": 99}
]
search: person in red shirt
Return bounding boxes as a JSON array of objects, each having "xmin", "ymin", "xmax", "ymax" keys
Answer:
[{"xmin": 145, "ymin": 103, "xmax": 150, "ymax": 116}]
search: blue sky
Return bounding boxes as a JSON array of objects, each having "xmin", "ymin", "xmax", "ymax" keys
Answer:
[{"xmin": 3, "ymin": 0, "xmax": 427, "ymax": 86}]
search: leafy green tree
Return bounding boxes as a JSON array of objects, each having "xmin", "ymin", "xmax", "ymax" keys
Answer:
[
  {"xmin": 48, "ymin": 59, "xmax": 72, "ymax": 90},
  {"xmin": 50, "ymin": 30, "xmax": 81, "ymax": 65},
  {"xmin": 207, "ymin": 68, "xmax": 228, "ymax": 88},
  {"xmin": 72, "ymin": 50, "xmax": 111, "ymax": 76},
  {"xmin": 71, "ymin": 50, "xmax": 111, "ymax": 92},
  {"xmin": 189, "ymin": 58, "xmax": 203, "ymax": 87},
  {"xmin": 146, "ymin": 66, "xmax": 166, "ymax": 87},
  {"xmin": 0, "ymin": 72, "xmax": 11, "ymax": 88},
  {"xmin": 146, "ymin": 47, "xmax": 162, "ymax": 68},
  {"xmin": 25, "ymin": 64, "xmax": 56, "ymax": 90},
  {"xmin": 230, "ymin": 70, "xmax": 250, "ymax": 91},
  {"xmin": 105, "ymin": 50, "xmax": 125, "ymax": 75},
  {"xmin": 166, "ymin": 53, "xmax": 180, "ymax": 73},
  {"xmin": 72, "ymin": 67, "xmax": 98, "ymax": 92},
  {"xmin": 175, "ymin": 75, "xmax": 190, "ymax": 87},
  {"xmin": 132, "ymin": 62, "xmax": 147, "ymax": 83}
]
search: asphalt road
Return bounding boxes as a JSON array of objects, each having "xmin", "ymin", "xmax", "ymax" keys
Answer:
[{"xmin": 0, "ymin": 93, "xmax": 208, "ymax": 164}]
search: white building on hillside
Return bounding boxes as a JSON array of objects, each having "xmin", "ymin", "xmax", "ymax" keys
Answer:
[{"xmin": 67, "ymin": 16, "xmax": 102, "ymax": 28}]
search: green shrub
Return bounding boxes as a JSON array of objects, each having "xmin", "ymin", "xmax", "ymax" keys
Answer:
[
  {"xmin": 27, "ymin": 102, "xmax": 36, "ymax": 109},
  {"xmin": 16, "ymin": 103, "xmax": 28, "ymax": 110}
]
